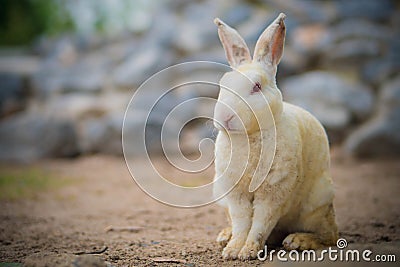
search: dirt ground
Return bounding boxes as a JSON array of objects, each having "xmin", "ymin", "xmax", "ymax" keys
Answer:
[{"xmin": 0, "ymin": 147, "xmax": 399, "ymax": 266}]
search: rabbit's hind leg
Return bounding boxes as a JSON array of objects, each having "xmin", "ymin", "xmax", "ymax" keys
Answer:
[{"xmin": 282, "ymin": 203, "xmax": 338, "ymax": 250}]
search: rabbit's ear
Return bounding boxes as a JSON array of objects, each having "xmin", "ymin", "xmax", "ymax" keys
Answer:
[
  {"xmin": 214, "ymin": 18, "xmax": 251, "ymax": 68},
  {"xmin": 253, "ymin": 13, "xmax": 286, "ymax": 68}
]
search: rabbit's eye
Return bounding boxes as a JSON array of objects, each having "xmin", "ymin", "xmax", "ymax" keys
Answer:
[{"xmin": 251, "ymin": 82, "xmax": 262, "ymax": 94}]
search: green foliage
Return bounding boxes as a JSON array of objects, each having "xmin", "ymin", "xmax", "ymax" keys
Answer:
[
  {"xmin": 0, "ymin": 0, "xmax": 74, "ymax": 46},
  {"xmin": 0, "ymin": 167, "xmax": 71, "ymax": 200}
]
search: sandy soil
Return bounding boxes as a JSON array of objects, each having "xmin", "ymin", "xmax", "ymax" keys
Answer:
[{"xmin": 0, "ymin": 148, "xmax": 399, "ymax": 266}]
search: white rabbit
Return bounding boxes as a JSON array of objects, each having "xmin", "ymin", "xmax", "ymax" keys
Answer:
[{"xmin": 212, "ymin": 13, "xmax": 338, "ymax": 260}]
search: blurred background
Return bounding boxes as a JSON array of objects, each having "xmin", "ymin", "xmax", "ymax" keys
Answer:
[
  {"xmin": 0, "ymin": 0, "xmax": 399, "ymax": 162},
  {"xmin": 1, "ymin": 1, "xmax": 400, "ymax": 266}
]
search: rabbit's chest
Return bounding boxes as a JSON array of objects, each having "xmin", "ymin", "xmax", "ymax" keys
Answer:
[{"xmin": 214, "ymin": 131, "xmax": 274, "ymax": 183}]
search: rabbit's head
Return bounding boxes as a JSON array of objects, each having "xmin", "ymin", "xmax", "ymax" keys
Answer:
[{"xmin": 213, "ymin": 13, "xmax": 286, "ymax": 134}]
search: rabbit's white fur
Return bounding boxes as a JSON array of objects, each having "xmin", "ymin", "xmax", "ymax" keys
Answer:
[{"xmin": 213, "ymin": 14, "xmax": 338, "ymax": 260}]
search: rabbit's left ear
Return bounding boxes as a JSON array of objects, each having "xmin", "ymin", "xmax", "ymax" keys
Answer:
[
  {"xmin": 253, "ymin": 13, "xmax": 286, "ymax": 68},
  {"xmin": 214, "ymin": 18, "xmax": 251, "ymax": 68}
]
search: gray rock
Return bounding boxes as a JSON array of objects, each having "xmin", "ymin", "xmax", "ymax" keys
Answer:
[
  {"xmin": 362, "ymin": 57, "xmax": 400, "ymax": 86},
  {"xmin": 112, "ymin": 45, "xmax": 173, "ymax": 89},
  {"xmin": 143, "ymin": 8, "xmax": 179, "ymax": 48},
  {"xmin": 289, "ymin": 24, "xmax": 332, "ymax": 55},
  {"xmin": 94, "ymin": 110, "xmax": 179, "ymax": 156},
  {"xmin": 43, "ymin": 36, "xmax": 78, "ymax": 67},
  {"xmin": 172, "ymin": 0, "xmax": 221, "ymax": 54},
  {"xmin": 33, "ymin": 62, "xmax": 106, "ymax": 97},
  {"xmin": 63, "ymin": 68, "xmax": 104, "ymax": 94},
  {"xmin": 324, "ymin": 39, "xmax": 382, "ymax": 65},
  {"xmin": 0, "ymin": 73, "xmax": 26, "ymax": 118},
  {"xmin": 42, "ymin": 94, "xmax": 121, "ymax": 121},
  {"xmin": 78, "ymin": 117, "xmax": 109, "ymax": 154},
  {"xmin": 0, "ymin": 112, "xmax": 79, "ymax": 162},
  {"xmin": 221, "ymin": 4, "xmax": 252, "ymax": 27},
  {"xmin": 278, "ymin": 45, "xmax": 309, "ymax": 77},
  {"xmin": 79, "ymin": 91, "xmax": 192, "ymax": 156},
  {"xmin": 345, "ymin": 76, "xmax": 400, "ymax": 157},
  {"xmin": 335, "ymin": 0, "xmax": 394, "ymax": 21},
  {"xmin": 330, "ymin": 19, "xmax": 391, "ymax": 43},
  {"xmin": 0, "ymin": 54, "xmax": 40, "ymax": 75},
  {"xmin": 282, "ymin": 71, "xmax": 374, "ymax": 130},
  {"xmin": 263, "ymin": 0, "xmax": 335, "ymax": 24}
]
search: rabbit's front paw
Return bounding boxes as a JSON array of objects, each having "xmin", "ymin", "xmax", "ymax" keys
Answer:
[
  {"xmin": 222, "ymin": 238, "xmax": 245, "ymax": 259},
  {"xmin": 283, "ymin": 233, "xmax": 324, "ymax": 250},
  {"xmin": 216, "ymin": 227, "xmax": 232, "ymax": 248},
  {"xmin": 238, "ymin": 241, "xmax": 261, "ymax": 260}
]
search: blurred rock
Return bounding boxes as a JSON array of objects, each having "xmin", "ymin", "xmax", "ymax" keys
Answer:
[
  {"xmin": 173, "ymin": 18, "xmax": 216, "ymax": 54},
  {"xmin": 0, "ymin": 73, "xmax": 27, "ymax": 118},
  {"xmin": 0, "ymin": 112, "xmax": 79, "ymax": 162},
  {"xmin": 63, "ymin": 68, "xmax": 105, "ymax": 94},
  {"xmin": 144, "ymin": 8, "xmax": 179, "ymax": 48},
  {"xmin": 335, "ymin": 0, "xmax": 395, "ymax": 21},
  {"xmin": 324, "ymin": 39, "xmax": 382, "ymax": 66},
  {"xmin": 290, "ymin": 24, "xmax": 332, "ymax": 55},
  {"xmin": 363, "ymin": 57, "xmax": 400, "ymax": 86},
  {"xmin": 112, "ymin": 44, "xmax": 173, "ymax": 89},
  {"xmin": 1, "ymin": 0, "xmax": 398, "ymax": 160},
  {"xmin": 330, "ymin": 19, "xmax": 391, "ymax": 42},
  {"xmin": 78, "ymin": 117, "xmax": 109, "ymax": 154},
  {"xmin": 282, "ymin": 71, "xmax": 374, "ymax": 130},
  {"xmin": 92, "ymin": 110, "xmax": 178, "ymax": 156},
  {"xmin": 33, "ymin": 62, "xmax": 106, "ymax": 97},
  {"xmin": 263, "ymin": 0, "xmax": 335, "ymax": 24},
  {"xmin": 221, "ymin": 4, "xmax": 252, "ymax": 27},
  {"xmin": 80, "ymin": 90, "xmax": 194, "ymax": 156},
  {"xmin": 0, "ymin": 54, "xmax": 40, "ymax": 75},
  {"xmin": 172, "ymin": 0, "xmax": 226, "ymax": 54},
  {"xmin": 238, "ymin": 11, "xmax": 273, "ymax": 48},
  {"xmin": 345, "ymin": 76, "xmax": 400, "ymax": 157},
  {"xmin": 279, "ymin": 45, "xmax": 309, "ymax": 77},
  {"xmin": 43, "ymin": 94, "xmax": 112, "ymax": 120},
  {"xmin": 44, "ymin": 36, "xmax": 78, "ymax": 67}
]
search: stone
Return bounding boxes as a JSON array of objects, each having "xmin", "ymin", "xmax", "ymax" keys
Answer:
[
  {"xmin": 281, "ymin": 71, "xmax": 374, "ymax": 130},
  {"xmin": 0, "ymin": 112, "xmax": 79, "ymax": 162},
  {"xmin": 112, "ymin": 44, "xmax": 172, "ymax": 89},
  {"xmin": 324, "ymin": 39, "xmax": 381, "ymax": 65},
  {"xmin": 335, "ymin": 0, "xmax": 395, "ymax": 21},
  {"xmin": 263, "ymin": 0, "xmax": 335, "ymax": 24},
  {"xmin": 345, "ymin": 76, "xmax": 400, "ymax": 157},
  {"xmin": 221, "ymin": 4, "xmax": 252, "ymax": 27},
  {"xmin": 172, "ymin": 0, "xmax": 221, "ymax": 54},
  {"xmin": 99, "ymin": 110, "xmax": 179, "ymax": 156},
  {"xmin": 330, "ymin": 19, "xmax": 391, "ymax": 43},
  {"xmin": 0, "ymin": 73, "xmax": 26, "ymax": 118},
  {"xmin": 32, "ymin": 62, "xmax": 106, "ymax": 97},
  {"xmin": 0, "ymin": 54, "xmax": 40, "ymax": 75},
  {"xmin": 362, "ymin": 57, "xmax": 400, "ymax": 86},
  {"xmin": 290, "ymin": 24, "xmax": 332, "ymax": 55}
]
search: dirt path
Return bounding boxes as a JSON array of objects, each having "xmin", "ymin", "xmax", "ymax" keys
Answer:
[{"xmin": 0, "ymin": 148, "xmax": 399, "ymax": 266}]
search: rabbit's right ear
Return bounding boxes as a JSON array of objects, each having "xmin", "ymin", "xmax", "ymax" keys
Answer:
[
  {"xmin": 214, "ymin": 18, "xmax": 251, "ymax": 68},
  {"xmin": 253, "ymin": 13, "xmax": 286, "ymax": 68}
]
